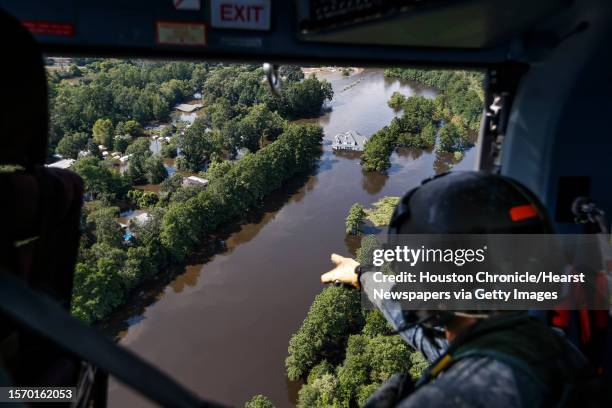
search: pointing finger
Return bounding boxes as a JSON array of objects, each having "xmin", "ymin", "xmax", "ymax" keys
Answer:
[
  {"xmin": 321, "ymin": 270, "xmax": 338, "ymax": 283},
  {"xmin": 331, "ymin": 253, "xmax": 345, "ymax": 266}
]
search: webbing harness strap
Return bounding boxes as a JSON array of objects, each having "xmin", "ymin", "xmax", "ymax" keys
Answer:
[{"xmin": 0, "ymin": 271, "xmax": 226, "ymax": 408}]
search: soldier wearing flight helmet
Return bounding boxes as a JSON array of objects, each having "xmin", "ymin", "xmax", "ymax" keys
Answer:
[{"xmin": 322, "ymin": 171, "xmax": 603, "ymax": 407}]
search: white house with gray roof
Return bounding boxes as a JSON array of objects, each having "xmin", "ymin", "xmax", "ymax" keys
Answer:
[{"xmin": 332, "ymin": 130, "xmax": 367, "ymax": 152}]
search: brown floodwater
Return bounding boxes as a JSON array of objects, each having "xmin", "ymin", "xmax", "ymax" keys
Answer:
[{"xmin": 107, "ymin": 69, "xmax": 477, "ymax": 407}]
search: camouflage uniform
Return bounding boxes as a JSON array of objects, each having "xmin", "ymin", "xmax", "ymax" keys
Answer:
[{"xmin": 360, "ymin": 272, "xmax": 592, "ymax": 408}]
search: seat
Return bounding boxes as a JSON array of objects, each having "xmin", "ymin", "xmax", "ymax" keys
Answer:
[{"xmin": 0, "ymin": 9, "xmax": 84, "ymax": 389}]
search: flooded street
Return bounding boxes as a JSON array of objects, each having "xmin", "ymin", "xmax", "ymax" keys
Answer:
[{"xmin": 108, "ymin": 69, "xmax": 476, "ymax": 407}]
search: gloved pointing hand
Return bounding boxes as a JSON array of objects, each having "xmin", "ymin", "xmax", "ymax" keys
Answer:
[{"xmin": 320, "ymin": 253, "xmax": 360, "ymax": 289}]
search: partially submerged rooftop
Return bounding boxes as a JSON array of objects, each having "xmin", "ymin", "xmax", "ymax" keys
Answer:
[
  {"xmin": 46, "ymin": 158, "xmax": 75, "ymax": 169},
  {"xmin": 332, "ymin": 130, "xmax": 367, "ymax": 152},
  {"xmin": 182, "ymin": 175, "xmax": 209, "ymax": 187},
  {"xmin": 174, "ymin": 103, "xmax": 204, "ymax": 113}
]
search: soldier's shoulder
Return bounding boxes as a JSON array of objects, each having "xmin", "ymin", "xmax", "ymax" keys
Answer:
[{"xmin": 398, "ymin": 356, "xmax": 521, "ymax": 408}]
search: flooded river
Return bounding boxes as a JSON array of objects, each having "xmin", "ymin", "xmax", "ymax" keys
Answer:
[{"xmin": 108, "ymin": 68, "xmax": 477, "ymax": 407}]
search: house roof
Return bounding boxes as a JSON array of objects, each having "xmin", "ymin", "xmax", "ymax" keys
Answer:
[
  {"xmin": 183, "ymin": 175, "xmax": 209, "ymax": 185},
  {"xmin": 46, "ymin": 158, "xmax": 75, "ymax": 169},
  {"xmin": 332, "ymin": 130, "xmax": 367, "ymax": 150},
  {"xmin": 174, "ymin": 103, "xmax": 204, "ymax": 113}
]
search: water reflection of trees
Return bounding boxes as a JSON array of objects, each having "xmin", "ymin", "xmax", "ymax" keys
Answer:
[
  {"xmin": 289, "ymin": 174, "xmax": 318, "ymax": 204},
  {"xmin": 225, "ymin": 173, "xmax": 318, "ymax": 250},
  {"xmin": 362, "ymin": 170, "xmax": 389, "ymax": 195},
  {"xmin": 396, "ymin": 147, "xmax": 427, "ymax": 161},
  {"xmin": 169, "ymin": 264, "xmax": 202, "ymax": 293},
  {"xmin": 433, "ymin": 150, "xmax": 464, "ymax": 174},
  {"xmin": 344, "ymin": 234, "xmax": 362, "ymax": 256},
  {"xmin": 332, "ymin": 150, "xmax": 361, "ymax": 160},
  {"xmin": 294, "ymin": 112, "xmax": 332, "ymax": 127}
]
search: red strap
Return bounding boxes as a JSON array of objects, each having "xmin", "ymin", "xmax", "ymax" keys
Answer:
[
  {"xmin": 579, "ymin": 309, "xmax": 591, "ymax": 344},
  {"xmin": 509, "ymin": 204, "xmax": 538, "ymax": 221},
  {"xmin": 552, "ymin": 309, "xmax": 570, "ymax": 327}
]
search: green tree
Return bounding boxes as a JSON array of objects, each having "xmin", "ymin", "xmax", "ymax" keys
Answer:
[
  {"xmin": 92, "ymin": 118, "xmax": 114, "ymax": 147},
  {"xmin": 123, "ymin": 119, "xmax": 143, "ymax": 137},
  {"xmin": 114, "ymin": 121, "xmax": 125, "ymax": 136},
  {"xmin": 346, "ymin": 203, "xmax": 366, "ymax": 235},
  {"xmin": 86, "ymin": 140, "xmax": 103, "ymax": 159},
  {"xmin": 127, "ymin": 152, "xmax": 148, "ymax": 185},
  {"xmin": 176, "ymin": 117, "xmax": 212, "ymax": 171},
  {"xmin": 125, "ymin": 137, "xmax": 151, "ymax": 156},
  {"xmin": 335, "ymin": 335, "xmax": 370, "ymax": 405},
  {"xmin": 71, "ymin": 244, "xmax": 126, "ymax": 323},
  {"xmin": 160, "ymin": 200, "xmax": 203, "ymax": 260},
  {"xmin": 127, "ymin": 189, "xmax": 144, "ymax": 206},
  {"xmin": 361, "ymin": 128, "xmax": 395, "ymax": 172},
  {"xmin": 161, "ymin": 141, "xmax": 177, "ymax": 158},
  {"xmin": 409, "ymin": 352, "xmax": 428, "ymax": 380},
  {"xmin": 285, "ymin": 286, "xmax": 364, "ymax": 381},
  {"xmin": 388, "ymin": 91, "xmax": 407, "ymax": 110},
  {"xmin": 73, "ymin": 156, "xmax": 127, "ymax": 202},
  {"xmin": 67, "ymin": 64, "xmax": 82, "ymax": 77},
  {"xmin": 56, "ymin": 132, "xmax": 88, "ymax": 159},
  {"xmin": 244, "ymin": 395, "xmax": 275, "ymax": 408},
  {"xmin": 113, "ymin": 135, "xmax": 130, "ymax": 153},
  {"xmin": 362, "ymin": 310, "xmax": 394, "ymax": 337},
  {"xmin": 137, "ymin": 191, "xmax": 159, "ymax": 208},
  {"xmin": 366, "ymin": 335, "xmax": 412, "ymax": 383},
  {"xmin": 268, "ymin": 75, "xmax": 333, "ymax": 119},
  {"xmin": 144, "ymin": 155, "xmax": 168, "ymax": 184},
  {"xmin": 384, "ymin": 68, "xmax": 484, "ymax": 130},
  {"xmin": 438, "ymin": 121, "xmax": 470, "ymax": 152},
  {"xmin": 356, "ymin": 234, "xmax": 380, "ymax": 266},
  {"xmin": 159, "ymin": 173, "xmax": 184, "ymax": 198},
  {"xmin": 280, "ymin": 65, "xmax": 305, "ymax": 82},
  {"xmin": 418, "ymin": 122, "xmax": 437, "ymax": 148},
  {"xmin": 236, "ymin": 104, "xmax": 286, "ymax": 152},
  {"xmin": 297, "ymin": 373, "xmax": 339, "ymax": 408},
  {"xmin": 307, "ymin": 360, "xmax": 334, "ymax": 384},
  {"xmin": 85, "ymin": 207, "xmax": 123, "ymax": 247}
]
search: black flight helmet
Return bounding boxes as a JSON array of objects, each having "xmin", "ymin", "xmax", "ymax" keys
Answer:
[
  {"xmin": 388, "ymin": 171, "xmax": 553, "ymax": 235},
  {"xmin": 387, "ymin": 171, "xmax": 554, "ymax": 326}
]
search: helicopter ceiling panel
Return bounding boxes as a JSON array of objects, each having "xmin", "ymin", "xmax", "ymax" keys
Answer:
[{"xmin": 0, "ymin": 0, "xmax": 568, "ymax": 66}]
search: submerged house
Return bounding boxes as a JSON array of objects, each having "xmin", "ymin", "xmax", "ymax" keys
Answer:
[
  {"xmin": 174, "ymin": 103, "xmax": 204, "ymax": 113},
  {"xmin": 332, "ymin": 130, "xmax": 367, "ymax": 152},
  {"xmin": 46, "ymin": 158, "xmax": 75, "ymax": 169},
  {"xmin": 182, "ymin": 176, "xmax": 209, "ymax": 187},
  {"xmin": 119, "ymin": 211, "xmax": 151, "ymax": 242}
]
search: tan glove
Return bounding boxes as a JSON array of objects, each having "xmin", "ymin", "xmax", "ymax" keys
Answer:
[{"xmin": 321, "ymin": 253, "xmax": 361, "ymax": 289}]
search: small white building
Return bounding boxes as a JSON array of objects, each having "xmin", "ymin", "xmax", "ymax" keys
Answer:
[
  {"xmin": 131, "ymin": 212, "xmax": 151, "ymax": 227},
  {"xmin": 182, "ymin": 176, "xmax": 209, "ymax": 187},
  {"xmin": 332, "ymin": 130, "xmax": 367, "ymax": 152},
  {"xmin": 46, "ymin": 158, "xmax": 75, "ymax": 169},
  {"xmin": 119, "ymin": 155, "xmax": 130, "ymax": 163},
  {"xmin": 174, "ymin": 103, "xmax": 204, "ymax": 113},
  {"xmin": 98, "ymin": 145, "xmax": 107, "ymax": 151}
]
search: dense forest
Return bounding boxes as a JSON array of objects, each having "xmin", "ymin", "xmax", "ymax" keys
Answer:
[
  {"xmin": 384, "ymin": 68, "xmax": 484, "ymax": 130},
  {"xmin": 278, "ymin": 199, "xmax": 427, "ymax": 407},
  {"xmin": 46, "ymin": 60, "xmax": 332, "ymax": 322},
  {"xmin": 360, "ymin": 69, "xmax": 484, "ymax": 173}
]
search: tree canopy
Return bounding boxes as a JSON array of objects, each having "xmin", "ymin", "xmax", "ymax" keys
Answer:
[{"xmin": 287, "ymin": 234, "xmax": 427, "ymax": 407}]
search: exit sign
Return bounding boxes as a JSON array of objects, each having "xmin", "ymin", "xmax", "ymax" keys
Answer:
[{"xmin": 210, "ymin": 0, "xmax": 271, "ymax": 31}]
